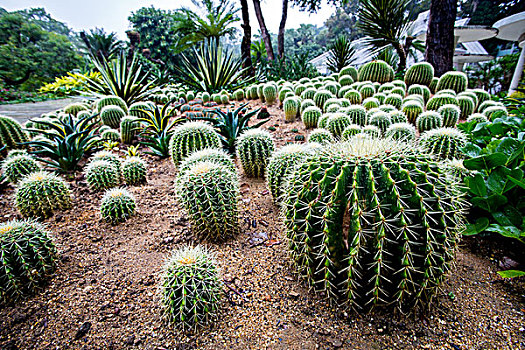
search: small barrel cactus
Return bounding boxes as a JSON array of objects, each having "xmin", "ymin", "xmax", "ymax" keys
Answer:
[
  {"xmin": 327, "ymin": 113, "xmax": 352, "ymax": 139},
  {"xmin": 308, "ymin": 128, "xmax": 334, "ymax": 144},
  {"xmin": 416, "ymin": 111, "xmax": 442, "ymax": 133},
  {"xmin": 85, "ymin": 160, "xmax": 120, "ymax": 190},
  {"xmin": 343, "ymin": 90, "xmax": 362, "ymax": 105},
  {"xmin": 368, "ymin": 111, "xmax": 391, "ymax": 134},
  {"xmin": 338, "ymin": 74, "xmax": 354, "ymax": 86},
  {"xmin": 122, "ymin": 156, "xmax": 147, "ymax": 185},
  {"xmin": 426, "ymin": 95, "xmax": 458, "ymax": 111},
  {"xmin": 176, "ymin": 162, "xmax": 240, "ymax": 241},
  {"xmin": 358, "ymin": 60, "xmax": 394, "ymax": 83},
  {"xmin": 358, "ymin": 84, "xmax": 375, "ymax": 99},
  {"xmin": 234, "ymin": 89, "xmax": 245, "ymax": 101},
  {"xmin": 220, "ymin": 94, "xmax": 229, "ymax": 105},
  {"xmin": 100, "ymin": 188, "xmax": 136, "ymax": 224},
  {"xmin": 345, "ymin": 105, "xmax": 368, "ymax": 126},
  {"xmin": 262, "ymin": 84, "xmax": 277, "ymax": 105},
  {"xmin": 362, "ymin": 125, "xmax": 381, "ymax": 138},
  {"xmin": 101, "ymin": 105, "xmax": 126, "ymax": 129},
  {"xmin": 407, "ymin": 84, "xmax": 431, "ymax": 102},
  {"xmin": 120, "ymin": 116, "xmax": 138, "ymax": 144},
  {"xmin": 236, "ymin": 129, "xmax": 275, "ymax": 178},
  {"xmin": 436, "ymin": 71, "xmax": 468, "ymax": 93},
  {"xmin": 301, "ymin": 106, "xmax": 322, "ymax": 129},
  {"xmin": 300, "ymin": 99, "xmax": 316, "ymax": 114},
  {"xmin": 363, "ymin": 97, "xmax": 380, "ymax": 110},
  {"xmin": 301, "ymin": 88, "xmax": 317, "ymax": 100},
  {"xmin": 402, "ymin": 101, "xmax": 423, "ymax": 123},
  {"xmin": 0, "ymin": 115, "xmax": 29, "ymax": 151},
  {"xmin": 484, "ymin": 105, "xmax": 508, "ymax": 120},
  {"xmin": 128, "ymin": 102, "xmax": 151, "ymax": 118},
  {"xmin": 384, "ymin": 94, "xmax": 403, "ymax": 109},
  {"xmin": 341, "ymin": 124, "xmax": 362, "ymax": 141},
  {"xmin": 472, "ymin": 89, "xmax": 490, "ymax": 107},
  {"xmin": 267, "ymin": 144, "xmax": 311, "ymax": 202},
  {"xmin": 0, "ymin": 220, "xmax": 57, "ymax": 304},
  {"xmin": 389, "ymin": 110, "xmax": 408, "ymax": 124},
  {"xmin": 97, "ymin": 95, "xmax": 128, "ymax": 114},
  {"xmin": 178, "ymin": 148, "xmax": 235, "ymax": 176},
  {"xmin": 420, "ymin": 127, "xmax": 467, "ymax": 160},
  {"xmin": 15, "ymin": 171, "xmax": 72, "ymax": 218},
  {"xmin": 404, "ymin": 62, "xmax": 434, "ymax": 87},
  {"xmin": 160, "ymin": 246, "xmax": 223, "ymax": 332},
  {"xmin": 340, "ymin": 65, "xmax": 358, "ymax": 81},
  {"xmin": 170, "ymin": 122, "xmax": 221, "ymax": 165},
  {"xmin": 92, "ymin": 150, "xmax": 122, "ymax": 175},
  {"xmin": 457, "ymin": 96, "xmax": 475, "ymax": 119},
  {"xmin": 312, "ymin": 90, "xmax": 333, "ymax": 109},
  {"xmin": 429, "ymin": 77, "xmax": 439, "ymax": 93},
  {"xmin": 2, "ymin": 155, "xmax": 40, "ymax": 183},
  {"xmin": 282, "ymin": 138, "xmax": 467, "ymax": 311},
  {"xmin": 101, "ymin": 129, "xmax": 120, "ymax": 141},
  {"xmin": 478, "ymin": 100, "xmax": 501, "ymax": 113},
  {"xmin": 438, "ymin": 104, "xmax": 461, "ymax": 127},
  {"xmin": 318, "ymin": 113, "xmax": 331, "ymax": 129},
  {"xmin": 467, "ymin": 113, "xmax": 488, "ymax": 124},
  {"xmin": 283, "ymin": 97, "xmax": 299, "ymax": 122},
  {"xmin": 385, "ymin": 122, "xmax": 416, "ymax": 142},
  {"xmin": 63, "ymin": 103, "xmax": 88, "ymax": 116}
]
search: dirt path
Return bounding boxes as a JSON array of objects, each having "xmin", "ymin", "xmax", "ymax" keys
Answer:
[
  {"xmin": 0, "ymin": 98, "xmax": 81, "ymax": 123},
  {"xmin": 0, "ymin": 101, "xmax": 524, "ymax": 350}
]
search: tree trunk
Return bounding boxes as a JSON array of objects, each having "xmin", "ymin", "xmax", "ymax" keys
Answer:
[
  {"xmin": 278, "ymin": 0, "xmax": 288, "ymax": 59},
  {"xmin": 392, "ymin": 41, "xmax": 407, "ymax": 73},
  {"xmin": 252, "ymin": 0, "xmax": 275, "ymax": 61},
  {"xmin": 240, "ymin": 0, "xmax": 254, "ymax": 75},
  {"xmin": 425, "ymin": 0, "xmax": 457, "ymax": 76}
]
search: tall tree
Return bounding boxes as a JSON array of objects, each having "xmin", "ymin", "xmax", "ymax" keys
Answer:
[
  {"xmin": 358, "ymin": 0, "xmax": 413, "ymax": 72},
  {"xmin": 425, "ymin": 0, "xmax": 457, "ymax": 76},
  {"xmin": 278, "ymin": 0, "xmax": 289, "ymax": 58},
  {"xmin": 239, "ymin": 0, "xmax": 254, "ymax": 74},
  {"xmin": 175, "ymin": 0, "xmax": 239, "ymax": 47},
  {"xmin": 252, "ymin": 0, "xmax": 275, "ymax": 61}
]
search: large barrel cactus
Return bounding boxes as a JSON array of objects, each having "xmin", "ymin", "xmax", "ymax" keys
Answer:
[
  {"xmin": 170, "ymin": 122, "xmax": 221, "ymax": 165},
  {"xmin": 404, "ymin": 62, "xmax": 434, "ymax": 87},
  {"xmin": 358, "ymin": 60, "xmax": 394, "ymax": 83},
  {"xmin": 0, "ymin": 115, "xmax": 29, "ymax": 151},
  {"xmin": 282, "ymin": 138, "xmax": 467, "ymax": 311},
  {"xmin": 436, "ymin": 71, "xmax": 468, "ymax": 94}
]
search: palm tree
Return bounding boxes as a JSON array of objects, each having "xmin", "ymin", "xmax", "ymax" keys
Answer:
[
  {"xmin": 358, "ymin": 0, "xmax": 413, "ymax": 72},
  {"xmin": 80, "ymin": 28, "xmax": 123, "ymax": 62},
  {"xmin": 326, "ymin": 35, "xmax": 357, "ymax": 73},
  {"xmin": 251, "ymin": 39, "xmax": 267, "ymax": 64},
  {"xmin": 174, "ymin": 0, "xmax": 239, "ymax": 48}
]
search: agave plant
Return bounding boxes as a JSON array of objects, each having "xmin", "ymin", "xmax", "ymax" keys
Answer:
[
  {"xmin": 176, "ymin": 41, "xmax": 253, "ymax": 93},
  {"xmin": 326, "ymin": 35, "xmax": 357, "ymax": 73},
  {"xmin": 205, "ymin": 103, "xmax": 268, "ymax": 153},
  {"xmin": 84, "ymin": 52, "xmax": 159, "ymax": 105},
  {"xmin": 24, "ymin": 114, "xmax": 101, "ymax": 172},
  {"xmin": 137, "ymin": 100, "xmax": 184, "ymax": 158}
]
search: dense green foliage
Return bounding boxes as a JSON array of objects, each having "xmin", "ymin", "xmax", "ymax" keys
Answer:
[{"xmin": 0, "ymin": 8, "xmax": 80, "ymax": 91}]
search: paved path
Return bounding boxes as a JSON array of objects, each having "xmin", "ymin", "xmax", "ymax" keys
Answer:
[{"xmin": 0, "ymin": 98, "xmax": 80, "ymax": 123}]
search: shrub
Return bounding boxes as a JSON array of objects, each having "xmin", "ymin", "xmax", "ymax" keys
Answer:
[
  {"xmin": 15, "ymin": 171, "xmax": 72, "ymax": 218},
  {"xmin": 236, "ymin": 129, "xmax": 275, "ymax": 178},
  {"xmin": 0, "ymin": 220, "xmax": 57, "ymax": 304},
  {"xmin": 176, "ymin": 162, "xmax": 240, "ymax": 241},
  {"xmin": 100, "ymin": 188, "xmax": 136, "ymax": 224},
  {"xmin": 160, "ymin": 246, "xmax": 222, "ymax": 332},
  {"xmin": 282, "ymin": 138, "xmax": 467, "ymax": 311}
]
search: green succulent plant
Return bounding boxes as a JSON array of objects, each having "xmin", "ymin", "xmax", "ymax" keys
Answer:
[
  {"xmin": 0, "ymin": 115, "xmax": 29, "ymax": 152},
  {"xmin": 420, "ymin": 127, "xmax": 467, "ymax": 160},
  {"xmin": 438, "ymin": 104, "xmax": 461, "ymax": 127},
  {"xmin": 15, "ymin": 171, "xmax": 72, "ymax": 218},
  {"xmin": 120, "ymin": 116, "xmax": 138, "ymax": 144},
  {"xmin": 176, "ymin": 162, "xmax": 240, "ymax": 241},
  {"xmin": 160, "ymin": 246, "xmax": 223, "ymax": 332},
  {"xmin": 404, "ymin": 62, "xmax": 434, "ymax": 87},
  {"xmin": 0, "ymin": 219, "xmax": 57, "ymax": 305},
  {"xmin": 327, "ymin": 113, "xmax": 352, "ymax": 139},
  {"xmin": 122, "ymin": 156, "xmax": 147, "ymax": 185},
  {"xmin": 96, "ymin": 95, "xmax": 129, "ymax": 114},
  {"xmin": 358, "ymin": 60, "xmax": 394, "ymax": 83},
  {"xmin": 308, "ymin": 128, "xmax": 334, "ymax": 144},
  {"xmin": 368, "ymin": 111, "xmax": 391, "ymax": 134},
  {"xmin": 236, "ymin": 129, "xmax": 275, "ymax": 178},
  {"xmin": 314, "ymin": 90, "xmax": 335, "ymax": 109},
  {"xmin": 436, "ymin": 71, "xmax": 468, "ymax": 93},
  {"xmin": 2, "ymin": 155, "xmax": 40, "ymax": 184},
  {"xmin": 416, "ymin": 111, "xmax": 442, "ymax": 133},
  {"xmin": 341, "ymin": 124, "xmax": 362, "ymax": 141},
  {"xmin": 100, "ymin": 188, "xmax": 136, "ymax": 224},
  {"xmin": 385, "ymin": 122, "xmax": 416, "ymax": 142},
  {"xmin": 282, "ymin": 138, "xmax": 467, "ymax": 311},
  {"xmin": 343, "ymin": 90, "xmax": 362, "ymax": 104},
  {"xmin": 169, "ymin": 122, "xmax": 221, "ymax": 165},
  {"xmin": 283, "ymin": 98, "xmax": 299, "ymax": 122}
]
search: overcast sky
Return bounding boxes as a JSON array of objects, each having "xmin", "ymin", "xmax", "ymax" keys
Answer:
[{"xmin": 1, "ymin": 0, "xmax": 336, "ymax": 39}]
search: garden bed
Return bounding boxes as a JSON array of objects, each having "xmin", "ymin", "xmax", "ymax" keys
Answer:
[{"xmin": 0, "ymin": 102, "xmax": 524, "ymax": 350}]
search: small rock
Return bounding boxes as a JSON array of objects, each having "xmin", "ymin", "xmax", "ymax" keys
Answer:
[
  {"xmin": 331, "ymin": 339, "xmax": 343, "ymax": 348},
  {"xmin": 74, "ymin": 321, "xmax": 91, "ymax": 340},
  {"xmin": 288, "ymin": 291, "xmax": 300, "ymax": 299}
]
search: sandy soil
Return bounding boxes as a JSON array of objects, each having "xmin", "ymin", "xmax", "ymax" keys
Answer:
[{"xmin": 0, "ymin": 100, "xmax": 524, "ymax": 350}]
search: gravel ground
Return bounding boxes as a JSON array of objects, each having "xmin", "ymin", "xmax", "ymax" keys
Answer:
[{"xmin": 0, "ymin": 101, "xmax": 524, "ymax": 350}]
